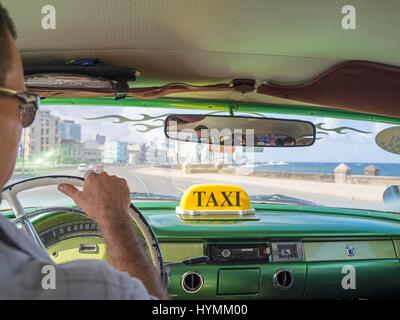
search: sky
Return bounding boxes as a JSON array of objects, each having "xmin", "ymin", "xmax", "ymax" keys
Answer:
[{"xmin": 42, "ymin": 105, "xmax": 400, "ymax": 164}]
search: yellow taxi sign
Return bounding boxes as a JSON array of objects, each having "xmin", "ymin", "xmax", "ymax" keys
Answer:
[{"xmin": 176, "ymin": 184, "xmax": 256, "ymax": 218}]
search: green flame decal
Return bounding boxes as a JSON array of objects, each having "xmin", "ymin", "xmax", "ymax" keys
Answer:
[{"xmin": 83, "ymin": 112, "xmax": 372, "ymax": 138}]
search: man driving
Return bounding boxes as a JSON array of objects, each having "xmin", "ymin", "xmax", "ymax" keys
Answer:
[{"xmin": 0, "ymin": 3, "xmax": 167, "ymax": 300}]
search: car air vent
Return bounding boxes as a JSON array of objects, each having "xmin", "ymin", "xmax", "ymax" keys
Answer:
[
  {"xmin": 273, "ymin": 269, "xmax": 294, "ymax": 290},
  {"xmin": 181, "ymin": 272, "xmax": 204, "ymax": 293}
]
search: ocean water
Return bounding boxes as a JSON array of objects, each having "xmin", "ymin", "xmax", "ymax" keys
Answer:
[{"xmin": 255, "ymin": 162, "xmax": 400, "ymax": 177}]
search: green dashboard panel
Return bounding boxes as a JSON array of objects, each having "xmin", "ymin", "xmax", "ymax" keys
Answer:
[
  {"xmin": 140, "ymin": 202, "xmax": 400, "ymax": 299},
  {"xmin": 167, "ymin": 263, "xmax": 308, "ymax": 300},
  {"xmin": 167, "ymin": 260, "xmax": 400, "ymax": 299},
  {"xmin": 304, "ymin": 260, "xmax": 400, "ymax": 299},
  {"xmin": 160, "ymin": 242, "xmax": 204, "ymax": 263},
  {"xmin": 218, "ymin": 269, "xmax": 260, "ymax": 295},
  {"xmin": 161, "ymin": 240, "xmax": 400, "ymax": 299},
  {"xmin": 303, "ymin": 240, "xmax": 396, "ymax": 261}
]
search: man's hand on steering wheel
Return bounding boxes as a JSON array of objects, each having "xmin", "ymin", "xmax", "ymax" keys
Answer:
[
  {"xmin": 58, "ymin": 172, "xmax": 168, "ymax": 299},
  {"xmin": 58, "ymin": 172, "xmax": 131, "ymax": 226}
]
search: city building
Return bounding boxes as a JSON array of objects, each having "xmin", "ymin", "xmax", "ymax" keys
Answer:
[
  {"xmin": 59, "ymin": 120, "xmax": 81, "ymax": 142},
  {"xmin": 23, "ymin": 110, "xmax": 60, "ymax": 160},
  {"xmin": 128, "ymin": 143, "xmax": 140, "ymax": 165},
  {"xmin": 84, "ymin": 140, "xmax": 100, "ymax": 149},
  {"xmin": 96, "ymin": 134, "xmax": 106, "ymax": 145},
  {"xmin": 104, "ymin": 141, "xmax": 128, "ymax": 164},
  {"xmin": 138, "ymin": 143, "xmax": 148, "ymax": 164},
  {"xmin": 83, "ymin": 148, "xmax": 102, "ymax": 164},
  {"xmin": 146, "ymin": 142, "xmax": 168, "ymax": 165},
  {"xmin": 57, "ymin": 139, "xmax": 84, "ymax": 164},
  {"xmin": 85, "ymin": 140, "xmax": 105, "ymax": 162}
]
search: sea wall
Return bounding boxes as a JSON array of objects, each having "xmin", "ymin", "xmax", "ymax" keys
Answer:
[
  {"xmin": 347, "ymin": 175, "xmax": 400, "ymax": 186},
  {"xmin": 249, "ymin": 171, "xmax": 335, "ymax": 183},
  {"xmin": 179, "ymin": 163, "xmax": 400, "ymax": 186},
  {"xmin": 248, "ymin": 171, "xmax": 400, "ymax": 186}
]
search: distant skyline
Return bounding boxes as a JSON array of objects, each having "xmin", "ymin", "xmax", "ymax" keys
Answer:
[{"xmin": 41, "ymin": 105, "xmax": 400, "ymax": 164}]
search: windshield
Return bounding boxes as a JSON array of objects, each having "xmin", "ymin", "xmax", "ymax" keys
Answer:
[{"xmin": 3, "ymin": 105, "xmax": 400, "ymax": 213}]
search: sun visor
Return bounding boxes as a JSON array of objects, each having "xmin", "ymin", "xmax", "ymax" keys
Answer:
[
  {"xmin": 257, "ymin": 60, "xmax": 400, "ymax": 118},
  {"xmin": 24, "ymin": 61, "xmax": 138, "ymax": 100},
  {"xmin": 176, "ymin": 184, "xmax": 258, "ymax": 221}
]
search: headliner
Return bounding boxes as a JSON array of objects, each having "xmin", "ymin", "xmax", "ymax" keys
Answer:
[{"xmin": 3, "ymin": 0, "xmax": 400, "ymax": 107}]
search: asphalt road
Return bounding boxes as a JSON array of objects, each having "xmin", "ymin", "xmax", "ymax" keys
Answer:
[{"xmin": 3, "ymin": 165, "xmax": 385, "ymax": 211}]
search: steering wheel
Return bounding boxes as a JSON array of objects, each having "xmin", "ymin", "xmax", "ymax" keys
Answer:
[{"xmin": 1, "ymin": 175, "xmax": 164, "ymax": 278}]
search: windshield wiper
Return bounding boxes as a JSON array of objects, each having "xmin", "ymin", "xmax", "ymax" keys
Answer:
[
  {"xmin": 130, "ymin": 192, "xmax": 180, "ymax": 201},
  {"xmin": 250, "ymin": 194, "xmax": 317, "ymax": 206}
]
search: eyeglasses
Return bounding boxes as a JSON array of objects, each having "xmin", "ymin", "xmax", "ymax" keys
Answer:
[{"xmin": 0, "ymin": 87, "xmax": 40, "ymax": 128}]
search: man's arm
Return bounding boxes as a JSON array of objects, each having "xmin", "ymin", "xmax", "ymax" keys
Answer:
[
  {"xmin": 58, "ymin": 172, "xmax": 167, "ymax": 299},
  {"xmin": 98, "ymin": 214, "xmax": 166, "ymax": 299}
]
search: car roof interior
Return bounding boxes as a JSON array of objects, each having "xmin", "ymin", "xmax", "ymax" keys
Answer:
[{"xmin": 4, "ymin": 0, "xmax": 400, "ymax": 116}]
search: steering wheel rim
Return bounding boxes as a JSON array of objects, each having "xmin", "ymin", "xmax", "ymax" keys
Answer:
[{"xmin": 1, "ymin": 175, "xmax": 164, "ymax": 278}]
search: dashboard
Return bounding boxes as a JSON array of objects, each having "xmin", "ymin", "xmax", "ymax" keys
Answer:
[
  {"xmin": 161, "ymin": 239, "xmax": 400, "ymax": 299},
  {"xmin": 28, "ymin": 200, "xmax": 400, "ymax": 300},
  {"xmin": 36, "ymin": 218, "xmax": 400, "ymax": 299}
]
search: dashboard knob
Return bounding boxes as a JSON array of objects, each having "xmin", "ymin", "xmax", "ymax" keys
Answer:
[{"xmin": 221, "ymin": 249, "xmax": 231, "ymax": 258}]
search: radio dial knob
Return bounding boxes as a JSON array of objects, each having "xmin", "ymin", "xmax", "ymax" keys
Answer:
[{"xmin": 221, "ymin": 249, "xmax": 231, "ymax": 258}]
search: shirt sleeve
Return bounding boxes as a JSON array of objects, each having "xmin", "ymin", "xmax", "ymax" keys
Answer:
[
  {"xmin": 60, "ymin": 260, "xmax": 157, "ymax": 299},
  {"xmin": 0, "ymin": 215, "xmax": 51, "ymax": 262},
  {"xmin": 54, "ymin": 260, "xmax": 157, "ymax": 300},
  {"xmin": 2, "ymin": 257, "xmax": 156, "ymax": 300}
]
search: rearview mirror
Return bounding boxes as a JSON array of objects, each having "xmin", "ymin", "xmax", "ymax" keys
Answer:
[{"xmin": 164, "ymin": 114, "xmax": 316, "ymax": 147}]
